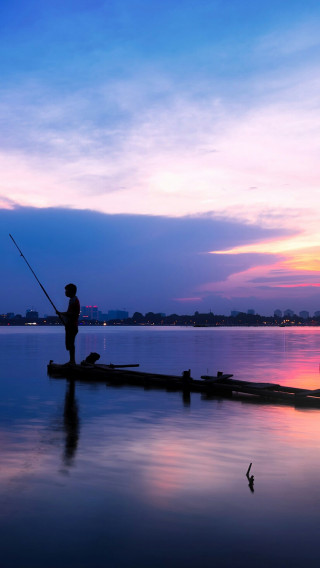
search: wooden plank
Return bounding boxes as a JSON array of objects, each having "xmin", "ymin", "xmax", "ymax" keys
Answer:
[
  {"xmin": 201, "ymin": 376, "xmax": 279, "ymax": 389},
  {"xmin": 295, "ymin": 388, "xmax": 320, "ymax": 398},
  {"xmin": 97, "ymin": 363, "xmax": 140, "ymax": 369},
  {"xmin": 245, "ymin": 383, "xmax": 280, "ymax": 390},
  {"xmin": 201, "ymin": 376, "xmax": 319, "ymax": 396}
]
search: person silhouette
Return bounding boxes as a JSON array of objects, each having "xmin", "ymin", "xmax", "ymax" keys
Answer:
[{"xmin": 56, "ymin": 283, "xmax": 80, "ymax": 365}]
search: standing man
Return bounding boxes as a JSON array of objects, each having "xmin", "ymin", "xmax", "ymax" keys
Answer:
[{"xmin": 56, "ymin": 283, "xmax": 80, "ymax": 365}]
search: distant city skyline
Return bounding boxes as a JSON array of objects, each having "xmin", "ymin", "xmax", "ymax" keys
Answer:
[{"xmin": 2, "ymin": 304, "xmax": 320, "ymax": 320}]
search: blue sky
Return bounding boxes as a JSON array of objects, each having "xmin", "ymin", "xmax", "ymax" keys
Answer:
[{"xmin": 1, "ymin": 1, "xmax": 320, "ymax": 316}]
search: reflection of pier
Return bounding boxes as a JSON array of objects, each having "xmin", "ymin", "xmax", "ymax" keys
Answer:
[{"xmin": 63, "ymin": 380, "xmax": 80, "ymax": 466}]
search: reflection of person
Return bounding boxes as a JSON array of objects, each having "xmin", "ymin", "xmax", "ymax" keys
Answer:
[
  {"xmin": 63, "ymin": 380, "xmax": 79, "ymax": 465},
  {"xmin": 56, "ymin": 283, "xmax": 80, "ymax": 365}
]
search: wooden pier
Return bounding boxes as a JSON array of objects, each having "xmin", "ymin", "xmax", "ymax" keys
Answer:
[{"xmin": 47, "ymin": 360, "xmax": 320, "ymax": 407}]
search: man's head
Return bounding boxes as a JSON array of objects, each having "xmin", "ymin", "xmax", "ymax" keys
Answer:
[{"xmin": 65, "ymin": 283, "xmax": 77, "ymax": 297}]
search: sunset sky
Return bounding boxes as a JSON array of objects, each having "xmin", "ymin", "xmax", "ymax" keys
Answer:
[{"xmin": 1, "ymin": 0, "xmax": 320, "ymax": 316}]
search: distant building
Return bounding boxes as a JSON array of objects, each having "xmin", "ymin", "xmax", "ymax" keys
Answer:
[
  {"xmin": 299, "ymin": 311, "xmax": 309, "ymax": 320},
  {"xmin": 274, "ymin": 309, "xmax": 282, "ymax": 318},
  {"xmin": 1, "ymin": 313, "xmax": 21, "ymax": 320},
  {"xmin": 26, "ymin": 309, "xmax": 39, "ymax": 321},
  {"xmin": 81, "ymin": 305, "xmax": 99, "ymax": 320},
  {"xmin": 231, "ymin": 310, "xmax": 240, "ymax": 317},
  {"xmin": 314, "ymin": 311, "xmax": 320, "ymax": 317},
  {"xmin": 106, "ymin": 310, "xmax": 129, "ymax": 321},
  {"xmin": 284, "ymin": 309, "xmax": 295, "ymax": 317}
]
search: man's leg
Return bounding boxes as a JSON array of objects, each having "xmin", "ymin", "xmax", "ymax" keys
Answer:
[
  {"xmin": 66, "ymin": 328, "xmax": 77, "ymax": 365},
  {"xmin": 69, "ymin": 344, "xmax": 76, "ymax": 365}
]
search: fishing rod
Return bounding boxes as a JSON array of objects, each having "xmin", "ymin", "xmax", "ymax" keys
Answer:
[{"xmin": 9, "ymin": 234, "xmax": 64, "ymax": 324}]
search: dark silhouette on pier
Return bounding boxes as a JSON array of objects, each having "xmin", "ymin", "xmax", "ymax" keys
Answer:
[{"xmin": 56, "ymin": 283, "xmax": 80, "ymax": 365}]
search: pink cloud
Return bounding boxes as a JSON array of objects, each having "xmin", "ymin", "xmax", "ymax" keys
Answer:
[{"xmin": 200, "ymin": 253, "xmax": 320, "ymax": 301}]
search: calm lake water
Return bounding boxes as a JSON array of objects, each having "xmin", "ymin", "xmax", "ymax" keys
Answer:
[{"xmin": 1, "ymin": 326, "xmax": 320, "ymax": 568}]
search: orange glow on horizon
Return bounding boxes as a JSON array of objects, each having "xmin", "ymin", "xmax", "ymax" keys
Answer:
[
  {"xmin": 205, "ymin": 236, "xmax": 320, "ymax": 297},
  {"xmin": 210, "ymin": 234, "xmax": 320, "ymax": 256}
]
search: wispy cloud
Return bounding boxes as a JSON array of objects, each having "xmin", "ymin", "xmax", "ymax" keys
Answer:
[
  {"xmin": 203, "ymin": 245, "xmax": 320, "ymax": 309},
  {"xmin": 1, "ymin": 64, "xmax": 320, "ymax": 228},
  {"xmin": 258, "ymin": 17, "xmax": 320, "ymax": 57}
]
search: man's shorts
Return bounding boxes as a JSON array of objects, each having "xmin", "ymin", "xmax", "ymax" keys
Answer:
[{"xmin": 65, "ymin": 327, "xmax": 78, "ymax": 350}]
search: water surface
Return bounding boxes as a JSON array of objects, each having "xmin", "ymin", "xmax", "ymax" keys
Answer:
[{"xmin": 1, "ymin": 326, "xmax": 320, "ymax": 567}]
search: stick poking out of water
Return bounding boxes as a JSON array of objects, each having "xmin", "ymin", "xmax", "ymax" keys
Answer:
[{"xmin": 246, "ymin": 462, "xmax": 254, "ymax": 493}]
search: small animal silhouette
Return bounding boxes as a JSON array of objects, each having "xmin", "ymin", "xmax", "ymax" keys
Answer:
[{"xmin": 81, "ymin": 352, "xmax": 101, "ymax": 365}]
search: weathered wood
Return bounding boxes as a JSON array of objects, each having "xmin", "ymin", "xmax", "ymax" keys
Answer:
[
  {"xmin": 47, "ymin": 361, "xmax": 320, "ymax": 407},
  {"xmin": 101, "ymin": 363, "xmax": 140, "ymax": 369},
  {"xmin": 47, "ymin": 361, "xmax": 233, "ymax": 393},
  {"xmin": 202, "ymin": 376, "xmax": 320, "ymax": 397},
  {"xmin": 294, "ymin": 388, "xmax": 320, "ymax": 398}
]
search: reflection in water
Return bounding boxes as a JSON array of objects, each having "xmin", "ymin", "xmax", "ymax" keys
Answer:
[
  {"xmin": 63, "ymin": 380, "xmax": 79, "ymax": 466},
  {"xmin": 182, "ymin": 389, "xmax": 191, "ymax": 407},
  {"xmin": 3, "ymin": 327, "xmax": 320, "ymax": 567}
]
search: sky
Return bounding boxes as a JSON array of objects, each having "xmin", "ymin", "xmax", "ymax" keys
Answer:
[{"xmin": 1, "ymin": 0, "xmax": 320, "ymax": 316}]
